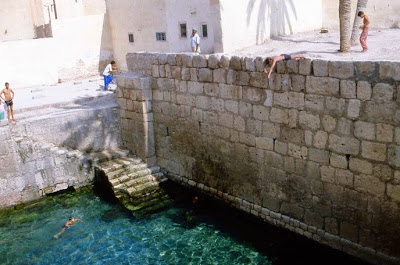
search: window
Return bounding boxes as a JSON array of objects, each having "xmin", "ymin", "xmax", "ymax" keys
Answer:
[
  {"xmin": 179, "ymin": 23, "xmax": 187, "ymax": 38},
  {"xmin": 156, "ymin": 32, "xmax": 166, "ymax": 41},
  {"xmin": 202, "ymin": 24, "xmax": 208, "ymax": 38},
  {"xmin": 128, "ymin": 33, "xmax": 134, "ymax": 43}
]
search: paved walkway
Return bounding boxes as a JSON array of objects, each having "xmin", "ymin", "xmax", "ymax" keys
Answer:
[
  {"xmin": 231, "ymin": 29, "xmax": 400, "ymax": 62},
  {"xmin": 0, "ymin": 76, "xmax": 117, "ymax": 126}
]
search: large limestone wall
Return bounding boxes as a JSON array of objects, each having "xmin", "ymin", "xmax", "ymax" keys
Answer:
[{"xmin": 118, "ymin": 52, "xmax": 400, "ymax": 264}]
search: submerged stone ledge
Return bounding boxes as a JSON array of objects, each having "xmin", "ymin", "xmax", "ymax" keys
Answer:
[{"xmin": 117, "ymin": 52, "xmax": 400, "ymax": 265}]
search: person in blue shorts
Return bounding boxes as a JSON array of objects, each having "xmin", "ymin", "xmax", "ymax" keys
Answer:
[
  {"xmin": 103, "ymin": 61, "xmax": 118, "ymax": 90},
  {"xmin": 264, "ymin": 54, "xmax": 305, "ymax": 79}
]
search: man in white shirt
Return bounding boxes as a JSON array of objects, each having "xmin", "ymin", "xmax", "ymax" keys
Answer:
[
  {"xmin": 103, "ymin": 61, "xmax": 117, "ymax": 90},
  {"xmin": 190, "ymin": 28, "xmax": 201, "ymax": 53}
]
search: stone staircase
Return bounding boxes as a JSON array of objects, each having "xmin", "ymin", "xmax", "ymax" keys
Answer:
[{"xmin": 95, "ymin": 154, "xmax": 171, "ymax": 214}]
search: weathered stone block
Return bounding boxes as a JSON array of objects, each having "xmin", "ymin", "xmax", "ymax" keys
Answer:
[
  {"xmin": 335, "ymin": 168, "xmax": 354, "ymax": 187},
  {"xmin": 195, "ymin": 95, "xmax": 211, "ymax": 109},
  {"xmin": 213, "ymin": 69, "xmax": 227, "ymax": 83},
  {"xmin": 304, "ymin": 130, "xmax": 312, "ymax": 147},
  {"xmin": 281, "ymin": 127, "xmax": 305, "ymax": 145},
  {"xmin": 321, "ymin": 166, "xmax": 335, "ymax": 183},
  {"xmin": 274, "ymin": 140, "xmax": 288, "ymax": 155},
  {"xmin": 340, "ymin": 80, "xmax": 356, "ymax": 98},
  {"xmin": 192, "ymin": 55, "xmax": 208, "ymax": 68},
  {"xmin": 337, "ymin": 118, "xmax": 352, "ymax": 136},
  {"xmin": 190, "ymin": 68, "xmax": 198, "ymax": 81},
  {"xmin": 387, "ymin": 184, "xmax": 400, "ymax": 202},
  {"xmin": 361, "ymin": 141, "xmax": 387, "ymax": 161},
  {"xmin": 299, "ymin": 59, "xmax": 312, "ymax": 75},
  {"xmin": 388, "ymin": 145, "xmax": 400, "ymax": 167},
  {"xmin": 181, "ymin": 54, "xmax": 193, "ymax": 67},
  {"xmin": 313, "ymin": 60, "xmax": 329, "ymax": 77},
  {"xmin": 347, "ymin": 99, "xmax": 361, "ymax": 120},
  {"xmin": 288, "ymin": 109, "xmax": 298, "ymax": 128},
  {"xmin": 354, "ymin": 121, "xmax": 375, "ymax": 140},
  {"xmin": 288, "ymin": 143, "xmax": 308, "ymax": 159},
  {"xmin": 235, "ymin": 71, "xmax": 250, "ymax": 86},
  {"xmin": 372, "ymin": 83, "xmax": 393, "ymax": 101},
  {"xmin": 249, "ymin": 72, "xmax": 269, "ymax": 88},
  {"xmin": 239, "ymin": 101, "xmax": 252, "ymax": 117},
  {"xmin": 304, "ymin": 210, "xmax": 323, "ymax": 229},
  {"xmin": 276, "ymin": 61, "xmax": 286, "ymax": 74},
  {"xmin": 234, "ymin": 116, "xmax": 245, "ymax": 132},
  {"xmin": 226, "ymin": 69, "xmax": 237, "ymax": 85},
  {"xmin": 325, "ymin": 97, "xmax": 346, "ymax": 117},
  {"xmin": 243, "ymin": 86, "xmax": 263, "ymax": 103},
  {"xmin": 349, "ymin": 158, "xmax": 373, "ymax": 174},
  {"xmin": 219, "ymin": 84, "xmax": 242, "ymax": 99},
  {"xmin": 219, "ymin": 113, "xmax": 234, "ymax": 128},
  {"xmin": 219, "ymin": 55, "xmax": 230, "ymax": 68},
  {"xmin": 299, "ymin": 111, "xmax": 320, "ymax": 130},
  {"xmin": 355, "ymin": 61, "xmax": 376, "ymax": 77},
  {"xmin": 328, "ymin": 61, "xmax": 354, "ymax": 79},
  {"xmin": 225, "ymin": 100, "xmax": 239, "ymax": 114},
  {"xmin": 379, "ymin": 61, "xmax": 400, "ymax": 81},
  {"xmin": 306, "ymin": 76, "xmax": 339, "ymax": 96},
  {"xmin": 263, "ymin": 122, "xmax": 281, "ymax": 138},
  {"xmin": 181, "ymin": 67, "xmax": 191, "ymax": 81},
  {"xmin": 244, "ymin": 57, "xmax": 256, "ymax": 71},
  {"xmin": 330, "ymin": 153, "xmax": 348, "ymax": 169},
  {"xmin": 265, "ymin": 151, "xmax": 283, "ymax": 167},
  {"xmin": 198, "ymin": 68, "xmax": 213, "ymax": 82},
  {"xmin": 376, "ymin": 123, "xmax": 393, "ymax": 143},
  {"xmin": 356, "ymin": 81, "xmax": 372, "ymax": 101},
  {"xmin": 329, "ymin": 135, "xmax": 360, "ymax": 155},
  {"xmin": 188, "ymin": 81, "xmax": 204, "ymax": 94},
  {"xmin": 270, "ymin": 108, "xmax": 289, "ymax": 124},
  {"xmin": 309, "ymin": 148, "xmax": 329, "ymax": 164},
  {"xmin": 373, "ymin": 164, "xmax": 393, "ymax": 182},
  {"xmin": 167, "ymin": 54, "xmax": 177, "ymax": 66},
  {"xmin": 254, "ymin": 57, "xmax": 265, "ymax": 72},
  {"xmin": 211, "ymin": 98, "xmax": 224, "ymax": 112},
  {"xmin": 253, "ymin": 105, "xmax": 270, "ymax": 121},
  {"xmin": 204, "ymin": 83, "xmax": 218, "ymax": 96},
  {"xmin": 325, "ymin": 217, "xmax": 339, "ymax": 235},
  {"xmin": 280, "ymin": 203, "xmax": 304, "ymax": 220},
  {"xmin": 264, "ymin": 90, "xmax": 273, "ymax": 107},
  {"xmin": 340, "ymin": 221, "xmax": 358, "ymax": 242},
  {"xmin": 256, "ymin": 137, "xmax": 274, "ymax": 150},
  {"xmin": 314, "ymin": 131, "xmax": 328, "ymax": 149},
  {"xmin": 246, "ymin": 119, "xmax": 262, "ymax": 136},
  {"xmin": 354, "ymin": 174, "xmax": 385, "ymax": 196},
  {"xmin": 291, "ymin": 75, "xmax": 305, "ymax": 92},
  {"xmin": 208, "ymin": 54, "xmax": 221, "ymax": 69},
  {"xmin": 286, "ymin": 60, "xmax": 298, "ymax": 74},
  {"xmin": 396, "ymin": 127, "xmax": 400, "ymax": 145},
  {"xmin": 230, "ymin": 56, "xmax": 242, "ymax": 70},
  {"xmin": 322, "ymin": 115, "xmax": 336, "ymax": 132}
]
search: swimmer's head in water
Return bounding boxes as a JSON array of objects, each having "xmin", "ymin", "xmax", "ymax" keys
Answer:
[{"xmin": 69, "ymin": 217, "xmax": 73, "ymax": 221}]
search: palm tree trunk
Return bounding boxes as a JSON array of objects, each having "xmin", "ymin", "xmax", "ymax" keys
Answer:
[
  {"xmin": 351, "ymin": 0, "xmax": 368, "ymax": 46},
  {"xmin": 339, "ymin": 0, "xmax": 352, "ymax": 52}
]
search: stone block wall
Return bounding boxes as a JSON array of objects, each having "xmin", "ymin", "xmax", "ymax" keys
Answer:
[{"xmin": 119, "ymin": 52, "xmax": 400, "ymax": 264}]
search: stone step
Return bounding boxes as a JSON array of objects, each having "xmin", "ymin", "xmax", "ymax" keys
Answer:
[
  {"xmin": 126, "ymin": 177, "xmax": 168, "ymax": 197},
  {"xmin": 106, "ymin": 163, "xmax": 149, "ymax": 180},
  {"xmin": 98, "ymin": 157, "xmax": 143, "ymax": 174},
  {"xmin": 127, "ymin": 188, "xmax": 167, "ymax": 206},
  {"xmin": 125, "ymin": 172, "xmax": 164, "ymax": 188},
  {"xmin": 125, "ymin": 194, "xmax": 171, "ymax": 212}
]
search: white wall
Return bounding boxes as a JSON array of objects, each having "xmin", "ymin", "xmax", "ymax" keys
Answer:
[
  {"xmin": 0, "ymin": 14, "xmax": 113, "ymax": 88},
  {"xmin": 322, "ymin": 0, "xmax": 400, "ymax": 29},
  {"xmin": 212, "ymin": 0, "xmax": 323, "ymax": 53},
  {"xmin": 165, "ymin": 0, "xmax": 214, "ymax": 54},
  {"xmin": 106, "ymin": 0, "xmax": 168, "ymax": 71}
]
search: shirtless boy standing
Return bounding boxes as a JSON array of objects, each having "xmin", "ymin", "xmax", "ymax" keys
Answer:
[
  {"xmin": 358, "ymin": 11, "xmax": 370, "ymax": 52},
  {"xmin": 0, "ymin": 82, "xmax": 16, "ymax": 123}
]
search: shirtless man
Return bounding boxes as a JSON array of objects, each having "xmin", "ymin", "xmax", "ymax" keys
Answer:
[
  {"xmin": 358, "ymin": 11, "xmax": 370, "ymax": 52},
  {"xmin": 54, "ymin": 217, "xmax": 82, "ymax": 239},
  {"xmin": 263, "ymin": 54, "xmax": 305, "ymax": 79},
  {"xmin": 0, "ymin": 82, "xmax": 15, "ymax": 123}
]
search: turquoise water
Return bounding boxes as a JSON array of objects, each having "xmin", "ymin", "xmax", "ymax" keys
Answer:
[{"xmin": 0, "ymin": 187, "xmax": 370, "ymax": 265}]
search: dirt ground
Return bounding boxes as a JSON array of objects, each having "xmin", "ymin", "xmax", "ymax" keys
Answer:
[{"xmin": 230, "ymin": 28, "xmax": 400, "ymax": 61}]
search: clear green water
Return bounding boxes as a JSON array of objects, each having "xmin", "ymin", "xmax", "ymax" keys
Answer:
[{"xmin": 0, "ymin": 187, "xmax": 370, "ymax": 265}]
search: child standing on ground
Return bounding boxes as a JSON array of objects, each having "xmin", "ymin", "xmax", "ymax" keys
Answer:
[
  {"xmin": 358, "ymin": 11, "xmax": 370, "ymax": 52},
  {"xmin": 0, "ymin": 82, "xmax": 16, "ymax": 123},
  {"xmin": 103, "ymin": 61, "xmax": 118, "ymax": 90}
]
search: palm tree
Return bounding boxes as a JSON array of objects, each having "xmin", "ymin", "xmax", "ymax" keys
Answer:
[
  {"xmin": 351, "ymin": 0, "xmax": 368, "ymax": 46},
  {"xmin": 339, "ymin": 0, "xmax": 352, "ymax": 52}
]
